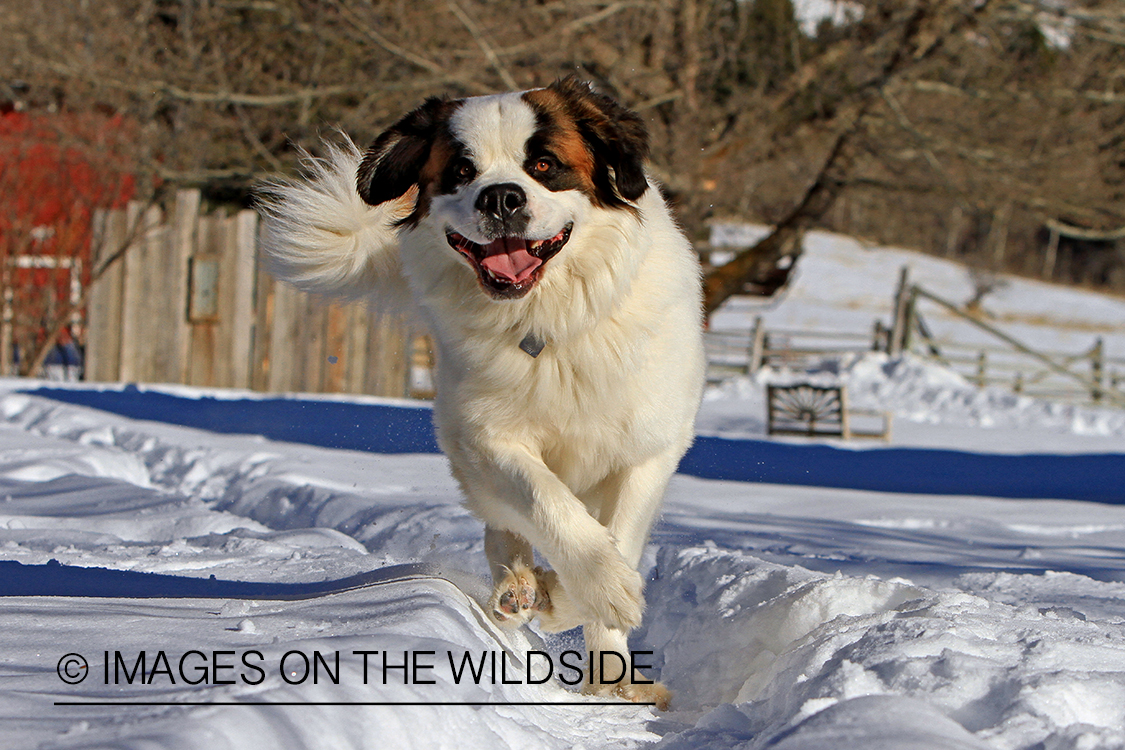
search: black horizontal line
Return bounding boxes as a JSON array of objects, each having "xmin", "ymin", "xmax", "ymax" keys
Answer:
[{"xmin": 54, "ymin": 701, "xmax": 653, "ymax": 707}]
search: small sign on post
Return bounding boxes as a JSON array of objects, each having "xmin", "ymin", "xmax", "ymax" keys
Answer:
[{"xmin": 188, "ymin": 255, "xmax": 220, "ymax": 323}]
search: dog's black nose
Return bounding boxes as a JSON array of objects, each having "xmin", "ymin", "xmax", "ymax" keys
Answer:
[{"xmin": 476, "ymin": 183, "xmax": 527, "ymax": 222}]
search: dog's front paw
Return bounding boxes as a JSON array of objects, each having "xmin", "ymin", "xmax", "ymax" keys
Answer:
[
  {"xmin": 568, "ymin": 552, "xmax": 644, "ymax": 630},
  {"xmin": 488, "ymin": 563, "xmax": 551, "ymax": 628},
  {"xmin": 583, "ymin": 678, "xmax": 672, "ymax": 711},
  {"xmin": 617, "ymin": 681, "xmax": 672, "ymax": 711}
]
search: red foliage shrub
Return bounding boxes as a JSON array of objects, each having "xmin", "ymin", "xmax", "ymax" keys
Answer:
[{"xmin": 0, "ymin": 110, "xmax": 143, "ymax": 367}]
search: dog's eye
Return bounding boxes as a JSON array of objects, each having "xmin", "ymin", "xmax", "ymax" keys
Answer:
[
  {"xmin": 454, "ymin": 158, "xmax": 476, "ymax": 181},
  {"xmin": 533, "ymin": 158, "xmax": 554, "ymax": 174}
]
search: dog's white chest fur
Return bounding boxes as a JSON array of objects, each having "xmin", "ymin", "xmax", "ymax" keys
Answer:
[{"xmin": 409, "ymin": 185, "xmax": 704, "ymax": 494}]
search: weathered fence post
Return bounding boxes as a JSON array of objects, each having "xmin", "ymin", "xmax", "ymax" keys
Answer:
[
  {"xmin": 228, "ymin": 210, "xmax": 257, "ymax": 388},
  {"xmin": 170, "ymin": 190, "xmax": 200, "ymax": 383},
  {"xmin": 889, "ymin": 266, "xmax": 910, "ymax": 356},
  {"xmin": 903, "ymin": 286, "xmax": 919, "ymax": 354},
  {"xmin": 86, "ymin": 208, "xmax": 127, "ymax": 382},
  {"xmin": 365, "ymin": 310, "xmax": 411, "ymax": 397},
  {"xmin": 1091, "ymin": 337, "xmax": 1104, "ymax": 403},
  {"xmin": 872, "ymin": 320, "xmax": 887, "ymax": 352},
  {"xmin": 118, "ymin": 202, "xmax": 164, "ymax": 383},
  {"xmin": 1043, "ymin": 225, "xmax": 1060, "ymax": 280},
  {"xmin": 989, "ymin": 202, "xmax": 1012, "ymax": 267},
  {"xmin": 748, "ymin": 317, "xmax": 766, "ymax": 375},
  {"xmin": 944, "ymin": 206, "xmax": 963, "ymax": 258}
]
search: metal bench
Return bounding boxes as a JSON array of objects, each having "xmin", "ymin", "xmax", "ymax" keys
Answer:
[{"xmin": 766, "ymin": 383, "xmax": 892, "ymax": 441}]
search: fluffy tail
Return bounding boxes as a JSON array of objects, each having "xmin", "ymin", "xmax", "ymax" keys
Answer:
[{"xmin": 258, "ymin": 137, "xmax": 413, "ymax": 310}]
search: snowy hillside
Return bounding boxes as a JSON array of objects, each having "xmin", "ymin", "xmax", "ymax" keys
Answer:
[
  {"xmin": 3, "ymin": 231, "xmax": 1125, "ymax": 749},
  {"xmin": 703, "ymin": 227, "xmax": 1125, "ymax": 453}
]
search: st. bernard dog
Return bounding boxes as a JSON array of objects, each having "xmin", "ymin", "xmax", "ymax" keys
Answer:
[{"xmin": 261, "ymin": 76, "xmax": 704, "ymax": 708}]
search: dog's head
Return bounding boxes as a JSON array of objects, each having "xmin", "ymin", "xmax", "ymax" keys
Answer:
[{"xmin": 356, "ymin": 76, "xmax": 650, "ymax": 300}]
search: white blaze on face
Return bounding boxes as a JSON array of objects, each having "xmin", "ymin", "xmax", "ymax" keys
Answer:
[{"xmin": 449, "ymin": 93, "xmax": 537, "ymax": 170}]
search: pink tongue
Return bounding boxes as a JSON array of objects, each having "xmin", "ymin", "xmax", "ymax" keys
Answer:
[{"xmin": 480, "ymin": 237, "xmax": 542, "ymax": 283}]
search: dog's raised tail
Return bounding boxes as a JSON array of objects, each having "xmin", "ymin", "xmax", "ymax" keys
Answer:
[{"xmin": 258, "ymin": 136, "xmax": 413, "ymax": 309}]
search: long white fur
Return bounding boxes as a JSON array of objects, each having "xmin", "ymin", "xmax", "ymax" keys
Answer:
[
  {"xmin": 258, "ymin": 138, "xmax": 414, "ymax": 311},
  {"xmin": 261, "ymin": 91, "xmax": 705, "ymax": 706}
]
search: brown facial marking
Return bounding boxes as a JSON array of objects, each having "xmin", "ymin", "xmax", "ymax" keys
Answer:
[
  {"xmin": 523, "ymin": 88, "xmax": 595, "ymax": 173},
  {"xmin": 406, "ymin": 134, "xmax": 457, "ymax": 223},
  {"xmin": 420, "ymin": 138, "xmax": 452, "ymax": 187},
  {"xmin": 524, "ymin": 76, "xmax": 650, "ymax": 209},
  {"xmin": 522, "ymin": 87, "xmax": 600, "ymax": 200}
]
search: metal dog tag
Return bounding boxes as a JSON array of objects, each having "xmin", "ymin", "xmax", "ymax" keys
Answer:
[{"xmin": 518, "ymin": 331, "xmax": 546, "ymax": 358}]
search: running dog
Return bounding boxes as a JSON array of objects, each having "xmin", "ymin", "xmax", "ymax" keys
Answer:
[{"xmin": 261, "ymin": 76, "xmax": 704, "ymax": 708}]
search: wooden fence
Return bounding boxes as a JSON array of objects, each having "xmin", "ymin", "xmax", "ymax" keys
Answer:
[
  {"xmin": 75, "ymin": 206, "xmax": 1125, "ymax": 409},
  {"xmin": 892, "ymin": 275, "xmax": 1125, "ymax": 407},
  {"xmin": 705, "ymin": 268, "xmax": 1125, "ymax": 408},
  {"xmin": 85, "ymin": 190, "xmax": 431, "ymax": 398},
  {"xmin": 705, "ymin": 320, "xmax": 881, "ymax": 382}
]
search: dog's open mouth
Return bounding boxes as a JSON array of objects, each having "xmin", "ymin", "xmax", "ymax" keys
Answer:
[{"xmin": 446, "ymin": 224, "xmax": 572, "ymax": 299}]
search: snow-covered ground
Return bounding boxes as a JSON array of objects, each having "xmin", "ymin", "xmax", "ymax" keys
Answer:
[{"xmin": 3, "ymin": 231, "xmax": 1125, "ymax": 749}]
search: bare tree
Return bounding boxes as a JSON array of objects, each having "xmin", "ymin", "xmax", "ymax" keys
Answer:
[
  {"xmin": 1, "ymin": 0, "xmax": 1122, "ymax": 335},
  {"xmin": 702, "ymin": 0, "xmax": 999, "ymax": 312}
]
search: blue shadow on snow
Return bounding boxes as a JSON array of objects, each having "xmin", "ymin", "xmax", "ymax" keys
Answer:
[
  {"xmin": 28, "ymin": 385, "xmax": 440, "ymax": 454},
  {"xmin": 0, "ymin": 558, "xmax": 441, "ymax": 599},
  {"xmin": 25, "ymin": 386, "xmax": 1125, "ymax": 503}
]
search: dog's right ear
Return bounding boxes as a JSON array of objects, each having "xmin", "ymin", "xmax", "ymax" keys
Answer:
[{"xmin": 357, "ymin": 96, "xmax": 453, "ymax": 206}]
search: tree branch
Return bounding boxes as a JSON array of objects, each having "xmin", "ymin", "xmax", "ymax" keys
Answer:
[
  {"xmin": 910, "ymin": 78, "xmax": 1125, "ymax": 105},
  {"xmin": 702, "ymin": 0, "xmax": 994, "ymax": 315},
  {"xmin": 445, "ymin": 0, "xmax": 519, "ymax": 91},
  {"xmin": 333, "ymin": 1, "xmax": 451, "ymax": 79},
  {"xmin": 879, "ymin": 88, "xmax": 973, "ymax": 211},
  {"xmin": 1046, "ymin": 218, "xmax": 1125, "ymax": 241}
]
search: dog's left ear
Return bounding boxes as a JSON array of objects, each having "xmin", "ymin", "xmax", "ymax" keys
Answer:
[
  {"xmin": 549, "ymin": 76, "xmax": 650, "ymax": 204},
  {"xmin": 357, "ymin": 96, "xmax": 453, "ymax": 206}
]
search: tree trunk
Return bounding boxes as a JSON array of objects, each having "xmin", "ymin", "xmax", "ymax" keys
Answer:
[
  {"xmin": 702, "ymin": 114, "xmax": 863, "ymax": 313},
  {"xmin": 701, "ymin": 0, "xmax": 993, "ymax": 316}
]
